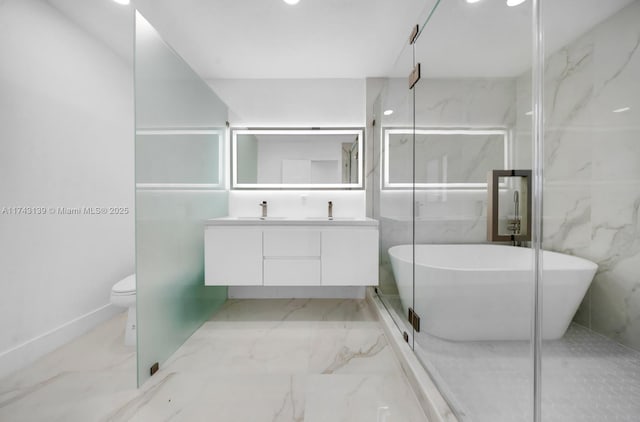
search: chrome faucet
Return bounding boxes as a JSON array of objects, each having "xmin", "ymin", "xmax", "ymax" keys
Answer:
[
  {"xmin": 328, "ymin": 201, "xmax": 333, "ymax": 219},
  {"xmin": 259, "ymin": 201, "xmax": 267, "ymax": 218},
  {"xmin": 507, "ymin": 190, "xmax": 521, "ymax": 238}
]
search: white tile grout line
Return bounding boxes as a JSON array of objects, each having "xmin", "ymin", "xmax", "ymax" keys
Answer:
[{"xmin": 365, "ymin": 288, "xmax": 459, "ymax": 422}]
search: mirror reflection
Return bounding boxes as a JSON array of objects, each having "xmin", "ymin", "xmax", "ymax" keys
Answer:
[
  {"xmin": 232, "ymin": 129, "xmax": 363, "ymax": 188},
  {"xmin": 383, "ymin": 128, "xmax": 508, "ymax": 188}
]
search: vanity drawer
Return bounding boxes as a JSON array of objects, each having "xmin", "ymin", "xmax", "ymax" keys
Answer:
[
  {"xmin": 263, "ymin": 259, "xmax": 321, "ymax": 285},
  {"xmin": 263, "ymin": 230, "xmax": 320, "ymax": 257}
]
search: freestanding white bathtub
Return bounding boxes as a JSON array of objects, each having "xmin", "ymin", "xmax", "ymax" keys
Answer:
[{"xmin": 388, "ymin": 244, "xmax": 597, "ymax": 341}]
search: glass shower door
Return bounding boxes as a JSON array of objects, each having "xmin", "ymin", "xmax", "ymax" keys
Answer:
[
  {"xmin": 375, "ymin": 38, "xmax": 417, "ymax": 341},
  {"xmin": 374, "ymin": 0, "xmax": 447, "ymax": 344},
  {"xmin": 411, "ymin": 1, "xmax": 536, "ymax": 420}
]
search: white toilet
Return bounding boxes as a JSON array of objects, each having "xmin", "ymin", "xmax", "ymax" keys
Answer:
[{"xmin": 110, "ymin": 274, "xmax": 136, "ymax": 346}]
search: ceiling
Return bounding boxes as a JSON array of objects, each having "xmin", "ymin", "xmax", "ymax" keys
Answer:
[
  {"xmin": 48, "ymin": 0, "xmax": 635, "ymax": 79},
  {"xmin": 132, "ymin": 0, "xmax": 435, "ymax": 79},
  {"xmin": 409, "ymin": 0, "xmax": 635, "ymax": 78}
]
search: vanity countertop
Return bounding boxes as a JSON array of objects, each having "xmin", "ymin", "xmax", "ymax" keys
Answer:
[{"xmin": 205, "ymin": 217, "xmax": 379, "ymax": 227}]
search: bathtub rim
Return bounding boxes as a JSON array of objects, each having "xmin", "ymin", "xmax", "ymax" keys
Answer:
[{"xmin": 388, "ymin": 243, "xmax": 598, "ymax": 273}]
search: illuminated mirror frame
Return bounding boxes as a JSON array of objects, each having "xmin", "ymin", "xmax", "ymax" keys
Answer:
[
  {"xmin": 135, "ymin": 128, "xmax": 225, "ymax": 190},
  {"xmin": 231, "ymin": 128, "xmax": 364, "ymax": 190},
  {"xmin": 383, "ymin": 128, "xmax": 509, "ymax": 189}
]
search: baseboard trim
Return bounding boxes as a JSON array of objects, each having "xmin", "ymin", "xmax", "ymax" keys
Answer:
[
  {"xmin": 0, "ymin": 304, "xmax": 123, "ymax": 379},
  {"xmin": 365, "ymin": 288, "xmax": 458, "ymax": 422}
]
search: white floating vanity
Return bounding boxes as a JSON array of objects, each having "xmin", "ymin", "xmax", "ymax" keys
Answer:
[{"xmin": 204, "ymin": 217, "xmax": 379, "ymax": 286}]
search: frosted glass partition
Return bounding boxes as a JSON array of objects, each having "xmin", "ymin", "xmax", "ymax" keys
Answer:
[
  {"xmin": 135, "ymin": 11, "xmax": 228, "ymax": 386},
  {"xmin": 136, "ymin": 131, "xmax": 223, "ymax": 187}
]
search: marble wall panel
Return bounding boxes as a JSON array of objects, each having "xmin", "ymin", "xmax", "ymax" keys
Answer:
[
  {"xmin": 371, "ymin": 77, "xmax": 517, "ymax": 297},
  {"xmin": 516, "ymin": 0, "xmax": 640, "ymax": 350}
]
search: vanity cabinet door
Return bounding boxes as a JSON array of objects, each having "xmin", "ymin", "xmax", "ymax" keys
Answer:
[
  {"xmin": 205, "ymin": 228, "xmax": 262, "ymax": 285},
  {"xmin": 321, "ymin": 229, "xmax": 379, "ymax": 286}
]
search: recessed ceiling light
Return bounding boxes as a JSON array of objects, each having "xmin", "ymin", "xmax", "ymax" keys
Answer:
[
  {"xmin": 506, "ymin": 0, "xmax": 527, "ymax": 7},
  {"xmin": 613, "ymin": 107, "xmax": 631, "ymax": 113},
  {"xmin": 466, "ymin": 0, "xmax": 482, "ymax": 3},
  {"xmin": 112, "ymin": 0, "xmax": 130, "ymax": 5},
  {"xmin": 283, "ymin": 0, "xmax": 300, "ymax": 5},
  {"xmin": 383, "ymin": 110, "xmax": 394, "ymax": 116}
]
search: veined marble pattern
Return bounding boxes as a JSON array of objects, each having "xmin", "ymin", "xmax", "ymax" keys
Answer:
[
  {"xmin": 513, "ymin": 0, "xmax": 640, "ymax": 352},
  {"xmin": 373, "ymin": 76, "xmax": 514, "ymax": 306},
  {"xmin": 0, "ymin": 299, "xmax": 428, "ymax": 422},
  {"xmin": 542, "ymin": 37, "xmax": 595, "ymax": 183},
  {"xmin": 0, "ymin": 312, "xmax": 138, "ymax": 422},
  {"xmin": 379, "ymin": 78, "xmax": 516, "ymax": 128},
  {"xmin": 387, "ymin": 133, "xmax": 505, "ymax": 185},
  {"xmin": 541, "ymin": 185, "xmax": 591, "ymax": 256},
  {"xmin": 412, "ymin": 79, "xmax": 516, "ymax": 128}
]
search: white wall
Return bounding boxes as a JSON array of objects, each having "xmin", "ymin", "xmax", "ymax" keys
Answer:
[
  {"xmin": 0, "ymin": 0, "xmax": 134, "ymax": 377},
  {"xmin": 207, "ymin": 78, "xmax": 365, "ymax": 126},
  {"xmin": 228, "ymin": 190, "xmax": 365, "ymax": 219},
  {"xmin": 208, "ymin": 78, "xmax": 367, "ymax": 298}
]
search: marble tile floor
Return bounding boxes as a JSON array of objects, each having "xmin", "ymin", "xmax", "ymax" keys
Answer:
[
  {"xmin": 379, "ymin": 292, "xmax": 640, "ymax": 422},
  {"xmin": 0, "ymin": 312, "xmax": 138, "ymax": 422},
  {"xmin": 0, "ymin": 299, "xmax": 429, "ymax": 422}
]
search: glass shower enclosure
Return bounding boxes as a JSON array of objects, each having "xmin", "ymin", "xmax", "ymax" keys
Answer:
[{"xmin": 375, "ymin": 0, "xmax": 640, "ymax": 421}]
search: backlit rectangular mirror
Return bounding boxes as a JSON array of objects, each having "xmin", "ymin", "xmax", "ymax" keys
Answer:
[
  {"xmin": 232, "ymin": 128, "xmax": 363, "ymax": 189},
  {"xmin": 383, "ymin": 128, "xmax": 509, "ymax": 189}
]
